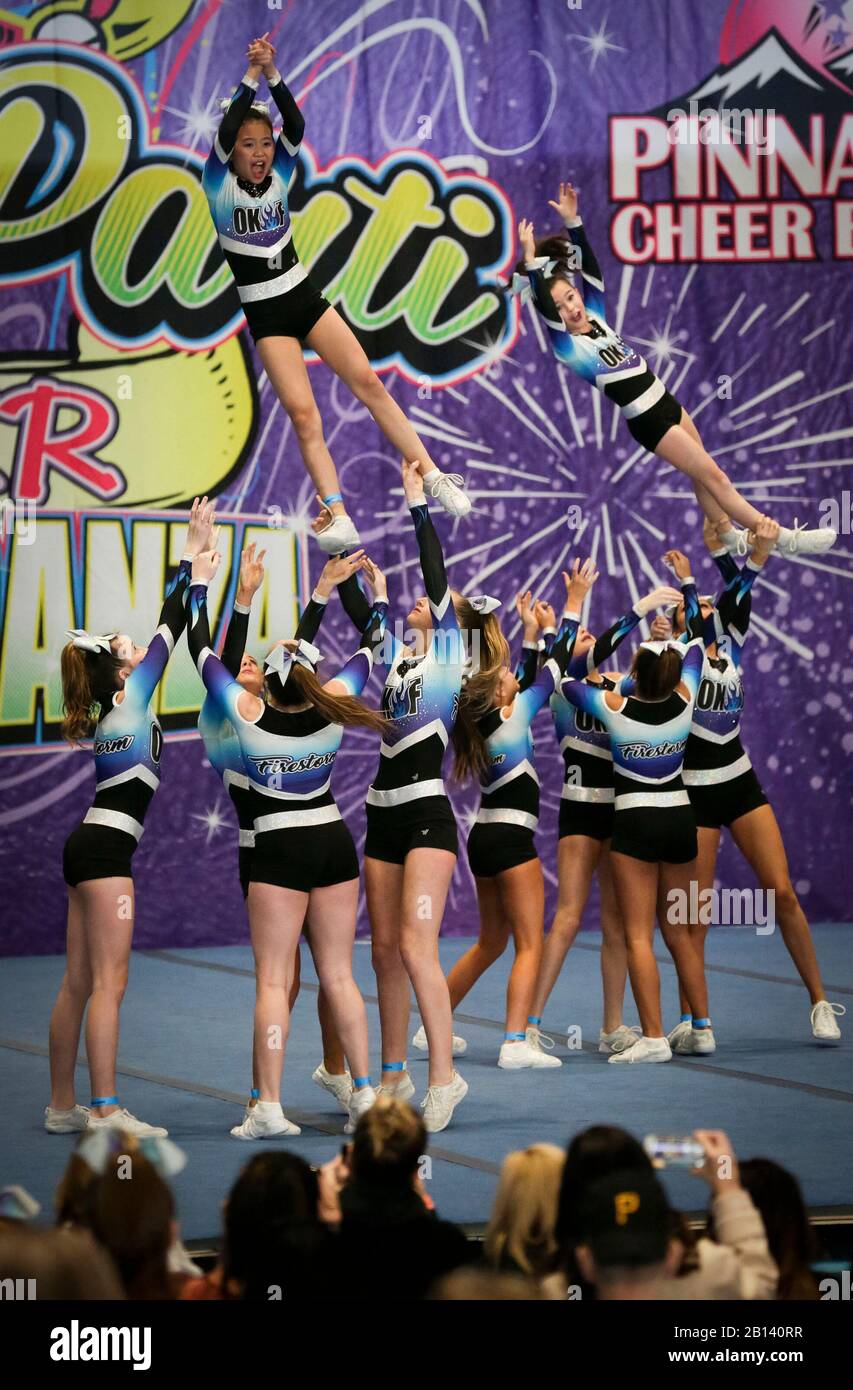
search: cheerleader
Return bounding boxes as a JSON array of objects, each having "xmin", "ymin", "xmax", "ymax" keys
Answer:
[
  {"xmin": 187, "ymin": 547, "xmax": 389, "ymax": 1137},
  {"xmin": 46, "ymin": 499, "xmax": 216, "ymax": 1138},
  {"xmin": 515, "ymin": 182, "xmax": 835, "ymax": 558},
  {"xmin": 197, "ymin": 543, "xmax": 364, "ymax": 1116},
  {"xmin": 653, "ymin": 516, "xmax": 844, "ymax": 1049},
  {"xmin": 560, "ymin": 551, "xmax": 713, "ymax": 1064},
  {"xmin": 524, "ymin": 579, "xmax": 682, "ymax": 1057},
  {"xmin": 202, "ymin": 32, "xmax": 470, "ymax": 551},
  {"xmin": 445, "ymin": 562, "xmax": 597, "ymax": 1068}
]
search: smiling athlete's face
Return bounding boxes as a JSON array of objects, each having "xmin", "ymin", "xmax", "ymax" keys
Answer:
[
  {"xmin": 232, "ymin": 120, "xmax": 274, "ymax": 182},
  {"xmin": 550, "ymin": 279, "xmax": 587, "ymax": 332},
  {"xmin": 237, "ymin": 653, "xmax": 264, "ymax": 696}
]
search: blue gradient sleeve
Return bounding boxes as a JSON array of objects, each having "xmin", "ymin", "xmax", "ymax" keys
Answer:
[
  {"xmin": 123, "ymin": 559, "xmax": 191, "ymax": 711},
  {"xmin": 333, "ymin": 601, "xmax": 388, "ymax": 697},
  {"xmin": 187, "ymin": 582, "xmax": 244, "ymax": 724},
  {"xmin": 566, "ymin": 606, "xmax": 640, "ymax": 679},
  {"xmin": 560, "ymin": 676, "xmax": 609, "ymax": 721}
]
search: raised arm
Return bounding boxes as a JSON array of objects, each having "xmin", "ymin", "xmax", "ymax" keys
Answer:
[
  {"xmin": 547, "ymin": 182, "xmax": 606, "ymax": 318},
  {"xmin": 187, "ymin": 555, "xmax": 255, "ymax": 726},
  {"xmin": 123, "ymin": 500, "xmax": 215, "ymax": 710},
  {"xmin": 203, "ymin": 66, "xmax": 264, "ymax": 193},
  {"xmin": 403, "ymin": 461, "xmax": 457, "ymax": 636},
  {"xmin": 220, "ymin": 541, "xmax": 266, "ymax": 676},
  {"xmin": 513, "ymin": 590, "xmax": 541, "ymax": 692},
  {"xmin": 248, "ymin": 34, "xmax": 305, "ymax": 180},
  {"xmin": 326, "ymin": 598, "xmax": 388, "ymax": 699}
]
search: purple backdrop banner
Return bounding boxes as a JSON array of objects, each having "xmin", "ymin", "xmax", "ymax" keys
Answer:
[{"xmin": 0, "ymin": 0, "xmax": 851, "ymax": 955}]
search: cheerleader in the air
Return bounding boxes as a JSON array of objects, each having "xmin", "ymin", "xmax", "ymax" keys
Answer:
[
  {"xmin": 514, "ymin": 182, "xmax": 836, "ymax": 559},
  {"xmin": 203, "ymin": 32, "xmax": 469, "ymax": 552}
]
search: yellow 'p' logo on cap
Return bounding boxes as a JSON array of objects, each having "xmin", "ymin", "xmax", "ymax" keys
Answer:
[{"xmin": 614, "ymin": 1191, "xmax": 640, "ymax": 1225}]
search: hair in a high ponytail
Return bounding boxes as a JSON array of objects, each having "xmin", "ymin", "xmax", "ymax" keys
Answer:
[
  {"xmin": 508, "ymin": 232, "xmax": 575, "ymax": 290},
  {"xmin": 451, "ymin": 594, "xmax": 510, "ymax": 783},
  {"xmin": 265, "ymin": 663, "xmax": 389, "ymax": 734},
  {"xmin": 60, "ymin": 643, "xmax": 124, "ymax": 744}
]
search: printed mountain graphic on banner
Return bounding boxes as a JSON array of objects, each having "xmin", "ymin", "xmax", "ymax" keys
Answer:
[{"xmin": 650, "ymin": 28, "xmax": 852, "ymax": 141}]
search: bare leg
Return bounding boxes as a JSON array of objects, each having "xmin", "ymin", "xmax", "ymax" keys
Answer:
[
  {"xmin": 730, "ymin": 804, "xmax": 825, "ymax": 1003},
  {"xmin": 679, "ymin": 409, "xmax": 727, "ymax": 522},
  {"xmin": 366, "ymin": 857, "xmax": 411, "ymax": 1072},
  {"xmin": 78, "ymin": 878, "xmax": 135, "ymax": 1114},
  {"xmin": 302, "ymin": 918, "xmax": 346, "ymax": 1072},
  {"xmin": 398, "ymin": 848, "xmax": 458, "ymax": 1088},
  {"xmin": 256, "ymin": 337, "xmax": 346, "ymax": 510},
  {"xmin": 306, "ymin": 309, "xmax": 439, "ymax": 470},
  {"xmin": 303, "ymin": 878, "xmax": 370, "ymax": 1081},
  {"xmin": 658, "ymin": 860, "xmax": 710, "ymax": 1020},
  {"xmin": 48, "ymin": 887, "xmax": 92, "ymax": 1110},
  {"xmin": 494, "ymin": 860, "xmax": 546, "ymax": 1035},
  {"xmin": 531, "ymin": 836, "xmax": 601, "ymax": 1019},
  {"xmin": 445, "ymin": 876, "xmax": 510, "ymax": 1009},
  {"xmin": 655, "ymin": 423, "xmax": 764, "ymax": 530},
  {"xmin": 247, "ymin": 882, "xmax": 306, "ymax": 1101},
  {"xmin": 609, "ymin": 854, "xmax": 662, "ymax": 1036},
  {"xmin": 597, "ymin": 847, "xmax": 630, "ymax": 1034},
  {"xmin": 662, "ymin": 828, "xmax": 719, "ymax": 1017}
]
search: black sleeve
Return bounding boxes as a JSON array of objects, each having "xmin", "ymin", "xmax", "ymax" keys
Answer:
[
  {"xmin": 220, "ymin": 602, "xmax": 250, "ymax": 678},
  {"xmin": 213, "ymin": 81, "xmax": 258, "ymax": 161},
  {"xmin": 295, "ymin": 596, "xmax": 328, "ymax": 644},
  {"xmin": 410, "ymin": 504, "xmax": 450, "ymax": 613},
  {"xmin": 338, "ymin": 572, "xmax": 373, "ymax": 633},
  {"xmin": 268, "ymin": 76, "xmax": 305, "ymax": 149},
  {"xmin": 514, "ymin": 642, "xmax": 540, "ymax": 692}
]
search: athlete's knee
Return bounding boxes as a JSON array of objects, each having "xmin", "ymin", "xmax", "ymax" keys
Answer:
[
  {"xmin": 772, "ymin": 879, "xmax": 799, "ymax": 917},
  {"xmin": 477, "ymin": 929, "xmax": 509, "ymax": 962},
  {"xmin": 349, "ymin": 361, "xmax": 385, "ymax": 406},
  {"xmin": 371, "ymin": 936, "xmax": 401, "ymax": 975},
  {"xmin": 702, "ymin": 458, "xmax": 731, "ymax": 491},
  {"xmin": 91, "ymin": 973, "xmax": 128, "ymax": 1003},
  {"xmin": 399, "ymin": 933, "xmax": 434, "ymax": 978},
  {"xmin": 288, "ymin": 398, "xmax": 324, "ymax": 444},
  {"xmin": 549, "ymin": 907, "xmax": 580, "ymax": 946}
]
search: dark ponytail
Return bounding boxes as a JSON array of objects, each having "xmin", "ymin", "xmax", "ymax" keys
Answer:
[
  {"xmin": 60, "ymin": 643, "xmax": 124, "ymax": 744},
  {"xmin": 265, "ymin": 664, "xmax": 388, "ymax": 734},
  {"xmin": 630, "ymin": 647, "xmax": 684, "ymax": 701},
  {"xmin": 507, "ymin": 232, "xmax": 575, "ymax": 288}
]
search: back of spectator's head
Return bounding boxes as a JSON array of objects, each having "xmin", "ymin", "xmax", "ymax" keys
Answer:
[
  {"xmin": 555, "ymin": 1124, "xmax": 651, "ymax": 1262},
  {"xmin": 575, "ymin": 1169, "xmax": 678, "ymax": 1295},
  {"xmin": 223, "ymin": 1151, "xmax": 322, "ymax": 1301},
  {"xmin": 351, "ymin": 1095, "xmax": 426, "ymax": 1189},
  {"xmin": 55, "ymin": 1153, "xmax": 97, "ymax": 1228},
  {"xmin": 0, "ymin": 1224, "xmax": 124, "ymax": 1299},
  {"xmin": 85, "ymin": 1135, "xmax": 175, "ymax": 1300},
  {"xmin": 484, "ymin": 1143, "xmax": 565, "ymax": 1277},
  {"xmin": 728, "ymin": 1158, "xmax": 819, "ymax": 1300},
  {"xmin": 430, "ymin": 1267, "xmax": 543, "ymax": 1301}
]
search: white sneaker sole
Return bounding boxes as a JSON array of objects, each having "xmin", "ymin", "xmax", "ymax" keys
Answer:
[
  {"xmin": 315, "ymin": 519, "xmax": 361, "ymax": 553},
  {"xmin": 813, "ymin": 1033, "xmax": 841, "ymax": 1046},
  {"xmin": 230, "ymin": 1123, "xmax": 301, "ymax": 1140},
  {"xmin": 312, "ymin": 1071, "xmax": 353, "ymax": 1112},
  {"xmin": 607, "ymin": 1050, "xmax": 672, "ymax": 1065}
]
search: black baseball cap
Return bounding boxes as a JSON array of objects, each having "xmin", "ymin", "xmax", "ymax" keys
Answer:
[{"xmin": 579, "ymin": 1169, "xmax": 670, "ymax": 1267}]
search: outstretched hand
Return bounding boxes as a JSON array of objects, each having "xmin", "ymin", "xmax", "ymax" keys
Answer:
[
  {"xmin": 517, "ymin": 218, "xmax": 537, "ymax": 264},
  {"xmin": 564, "ymin": 557, "xmax": 599, "ymax": 607},
  {"xmin": 534, "ymin": 599, "xmax": 556, "ymax": 631},
  {"xmin": 516, "ymin": 589, "xmax": 537, "ymax": 637},
  {"xmin": 185, "ymin": 497, "xmax": 217, "ymax": 558},
  {"xmin": 663, "ymin": 549, "xmax": 693, "ymax": 582},
  {"xmin": 547, "ymin": 181, "xmax": 578, "ymax": 223},
  {"xmin": 237, "ymin": 541, "xmax": 267, "ymax": 602},
  {"xmin": 361, "ymin": 556, "xmax": 388, "ymax": 604}
]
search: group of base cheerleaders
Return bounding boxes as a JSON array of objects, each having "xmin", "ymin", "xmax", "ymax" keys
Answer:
[{"xmin": 44, "ymin": 33, "xmax": 843, "ymax": 1141}]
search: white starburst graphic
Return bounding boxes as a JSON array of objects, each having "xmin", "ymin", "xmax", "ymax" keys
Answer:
[
  {"xmin": 567, "ymin": 17, "xmax": 627, "ymax": 73},
  {"xmin": 190, "ymin": 797, "xmax": 231, "ymax": 843}
]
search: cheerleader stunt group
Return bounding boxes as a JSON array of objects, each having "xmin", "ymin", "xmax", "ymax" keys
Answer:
[{"xmin": 45, "ymin": 35, "xmax": 844, "ymax": 1142}]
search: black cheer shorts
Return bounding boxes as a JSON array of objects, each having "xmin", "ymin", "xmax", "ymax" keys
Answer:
[
  {"xmin": 625, "ymin": 389, "xmax": 683, "ymax": 453},
  {"xmin": 364, "ymin": 796, "xmax": 458, "ymax": 865},
  {"xmin": 63, "ymin": 822, "xmax": 137, "ymax": 888},
  {"xmin": 243, "ymin": 273, "xmax": 331, "ymax": 345},
  {"xmin": 467, "ymin": 821, "xmax": 538, "ymax": 878},
  {"xmin": 250, "ymin": 818, "xmax": 359, "ymax": 892},
  {"xmin": 558, "ymin": 799, "xmax": 615, "ymax": 843},
  {"xmin": 611, "ymin": 804, "xmax": 698, "ymax": 866},
  {"xmin": 686, "ymin": 768, "xmax": 769, "ymax": 831}
]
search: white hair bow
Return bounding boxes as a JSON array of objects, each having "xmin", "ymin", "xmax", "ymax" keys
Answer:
[
  {"xmin": 66, "ymin": 629, "xmax": 116, "ymax": 655},
  {"xmin": 467, "ymin": 595, "xmax": 502, "ymax": 615},
  {"xmin": 219, "ymin": 95, "xmax": 271, "ymax": 115},
  {"xmin": 264, "ymin": 638, "xmax": 322, "ymax": 679},
  {"xmin": 508, "ymin": 258, "xmax": 560, "ymax": 300},
  {"xmin": 640, "ymin": 639, "xmax": 685, "ymax": 657},
  {"xmin": 77, "ymin": 1129, "xmax": 187, "ymax": 1180}
]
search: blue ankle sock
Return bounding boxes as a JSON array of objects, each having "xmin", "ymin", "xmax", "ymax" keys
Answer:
[{"xmin": 693, "ymin": 1017, "xmax": 711, "ymax": 1029}]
